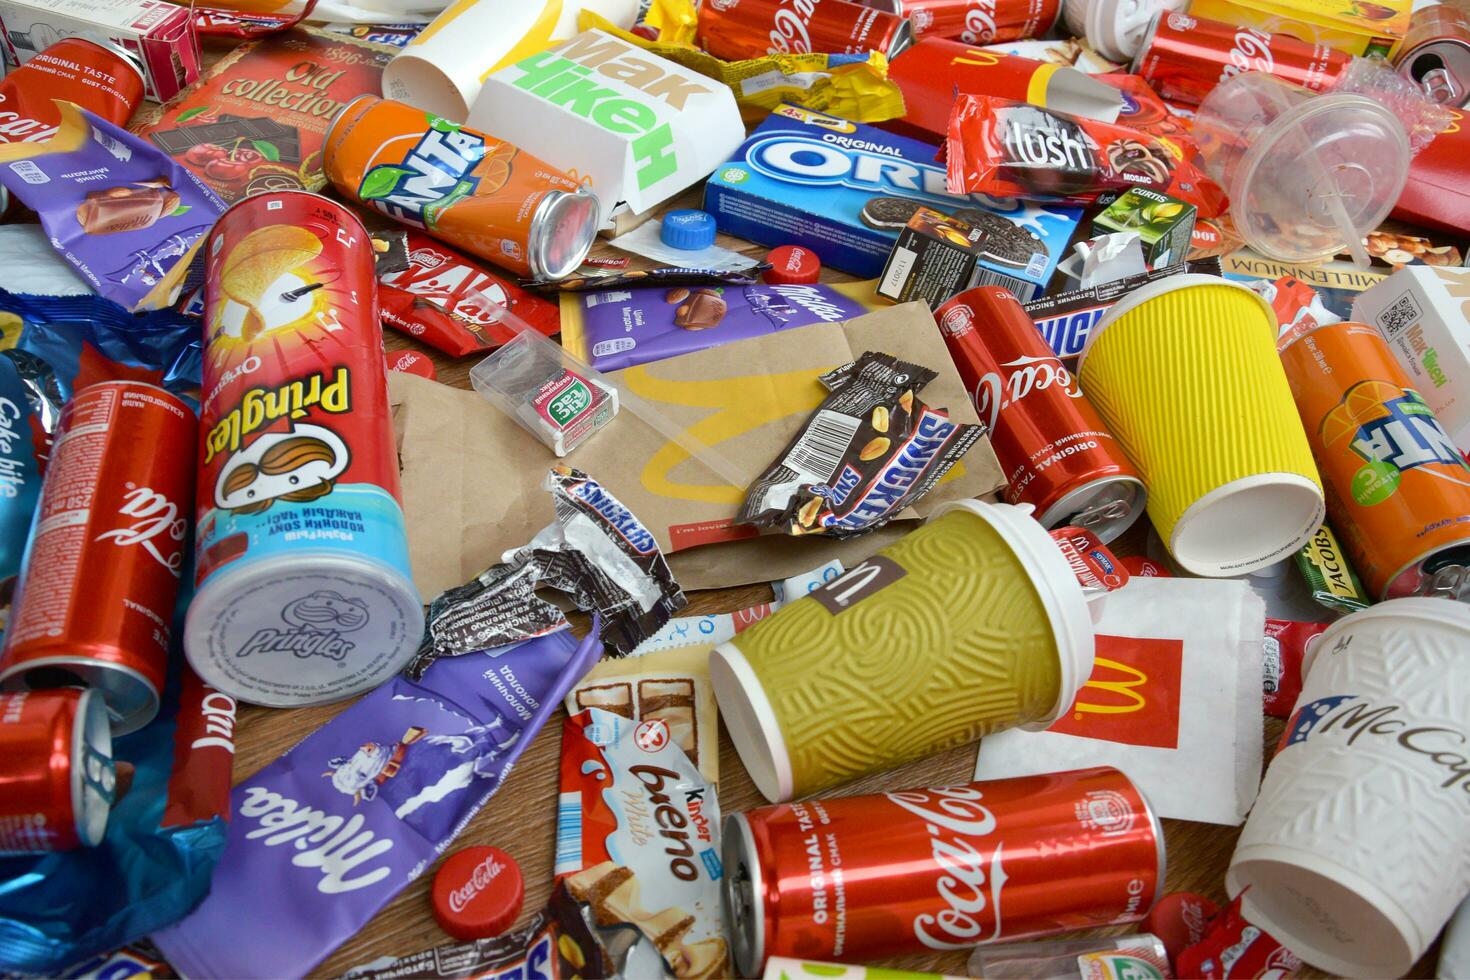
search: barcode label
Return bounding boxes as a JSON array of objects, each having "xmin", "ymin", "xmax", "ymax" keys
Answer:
[
  {"xmin": 90, "ymin": 126, "xmax": 132, "ymax": 163},
  {"xmin": 879, "ymin": 245, "xmax": 916, "ymax": 299},
  {"xmin": 553, "ymin": 791, "xmax": 582, "ymax": 876},
  {"xmin": 970, "ymin": 265, "xmax": 1039, "ymax": 302},
  {"xmin": 781, "ymin": 409, "xmax": 862, "ymax": 484},
  {"xmin": 9, "ymin": 160, "xmax": 47, "ymax": 185},
  {"xmin": 1375, "ymin": 290, "xmax": 1422, "ymax": 339}
]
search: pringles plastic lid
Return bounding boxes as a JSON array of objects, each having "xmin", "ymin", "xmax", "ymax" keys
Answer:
[
  {"xmin": 660, "ymin": 209, "xmax": 718, "ymax": 251},
  {"xmin": 1193, "ymin": 72, "xmax": 1409, "ymax": 264},
  {"xmin": 431, "ymin": 846, "xmax": 524, "ymax": 941},
  {"xmin": 763, "ymin": 245, "xmax": 821, "ymax": 284}
]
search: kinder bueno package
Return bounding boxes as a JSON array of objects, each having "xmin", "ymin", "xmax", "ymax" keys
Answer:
[
  {"xmin": 560, "ymin": 279, "xmax": 876, "ymax": 371},
  {"xmin": 0, "ymin": 0, "xmax": 200, "ymax": 102},
  {"xmin": 380, "ymin": 230, "xmax": 560, "ymax": 357},
  {"xmin": 0, "ymin": 624, "xmax": 232, "ymax": 974},
  {"xmin": 706, "ymin": 104, "xmax": 1083, "ymax": 297},
  {"xmin": 467, "ymin": 30, "xmax": 744, "ymax": 227},
  {"xmin": 151, "ymin": 627, "xmax": 604, "ymax": 978},
  {"xmin": 137, "ymin": 28, "xmax": 395, "ymax": 203},
  {"xmin": 556, "ymin": 708, "xmax": 727, "ymax": 979},
  {"xmin": 0, "ymin": 104, "xmax": 226, "ymax": 311}
]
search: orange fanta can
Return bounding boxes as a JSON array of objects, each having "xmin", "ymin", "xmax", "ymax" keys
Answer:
[
  {"xmin": 324, "ymin": 95, "xmax": 599, "ymax": 279},
  {"xmin": 1281, "ymin": 320, "xmax": 1470, "ymax": 600}
]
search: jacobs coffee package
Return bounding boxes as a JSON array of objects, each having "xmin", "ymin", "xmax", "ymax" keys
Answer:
[{"xmin": 136, "ymin": 27, "xmax": 395, "ymax": 202}]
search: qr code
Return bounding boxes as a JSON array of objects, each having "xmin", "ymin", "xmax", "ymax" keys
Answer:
[{"xmin": 1376, "ymin": 290, "xmax": 1422, "ymax": 339}]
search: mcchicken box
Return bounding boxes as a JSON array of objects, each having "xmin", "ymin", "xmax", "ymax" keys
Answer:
[{"xmin": 467, "ymin": 29, "xmax": 744, "ymax": 226}]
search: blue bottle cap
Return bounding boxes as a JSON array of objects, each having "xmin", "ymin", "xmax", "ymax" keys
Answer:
[{"xmin": 660, "ymin": 209, "xmax": 718, "ymax": 251}]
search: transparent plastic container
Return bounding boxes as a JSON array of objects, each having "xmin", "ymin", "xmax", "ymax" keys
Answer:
[
  {"xmin": 1192, "ymin": 72, "xmax": 1410, "ymax": 265},
  {"xmin": 968, "ymin": 934, "xmax": 1172, "ymax": 979}
]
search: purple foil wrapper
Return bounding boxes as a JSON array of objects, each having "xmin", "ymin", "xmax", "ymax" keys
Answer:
[
  {"xmin": 569, "ymin": 281, "xmax": 872, "ymax": 371},
  {"xmin": 150, "ymin": 627, "xmax": 603, "ymax": 979},
  {"xmin": 0, "ymin": 103, "xmax": 226, "ymax": 311}
]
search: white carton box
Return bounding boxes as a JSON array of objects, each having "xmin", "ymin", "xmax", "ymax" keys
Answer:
[
  {"xmin": 466, "ymin": 29, "xmax": 743, "ymax": 227},
  {"xmin": 1353, "ymin": 265, "xmax": 1470, "ymax": 456}
]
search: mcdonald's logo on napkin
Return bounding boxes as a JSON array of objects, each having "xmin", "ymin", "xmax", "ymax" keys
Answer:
[{"xmin": 1046, "ymin": 634, "xmax": 1184, "ymax": 749}]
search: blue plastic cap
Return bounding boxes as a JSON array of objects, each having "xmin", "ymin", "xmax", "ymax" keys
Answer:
[{"xmin": 660, "ymin": 209, "xmax": 718, "ymax": 251}]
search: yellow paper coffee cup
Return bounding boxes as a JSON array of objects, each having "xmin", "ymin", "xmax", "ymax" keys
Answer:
[
  {"xmin": 1078, "ymin": 275, "xmax": 1323, "ymax": 576},
  {"xmin": 710, "ymin": 500, "xmax": 1094, "ymax": 803}
]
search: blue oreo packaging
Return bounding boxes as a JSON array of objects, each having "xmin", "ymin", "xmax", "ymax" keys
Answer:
[{"xmin": 704, "ymin": 104, "xmax": 1084, "ymax": 299}]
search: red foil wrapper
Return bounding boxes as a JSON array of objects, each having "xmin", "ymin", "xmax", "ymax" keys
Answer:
[
  {"xmin": 1262, "ymin": 619, "xmax": 1327, "ymax": 720},
  {"xmin": 1132, "ymin": 11, "xmax": 1350, "ymax": 107},
  {"xmin": 1178, "ymin": 894, "xmax": 1303, "ymax": 978},
  {"xmin": 697, "ymin": 0, "xmax": 912, "ymax": 62}
]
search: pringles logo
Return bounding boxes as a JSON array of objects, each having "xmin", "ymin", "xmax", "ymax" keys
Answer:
[
  {"xmin": 1048, "ymin": 635, "xmax": 1183, "ymax": 749},
  {"xmin": 357, "ymin": 117, "xmax": 484, "ymax": 229},
  {"xmin": 204, "ymin": 367, "xmax": 351, "ymax": 464}
]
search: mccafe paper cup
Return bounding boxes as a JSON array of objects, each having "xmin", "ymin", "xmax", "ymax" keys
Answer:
[
  {"xmin": 710, "ymin": 500, "xmax": 1094, "ymax": 802},
  {"xmin": 382, "ymin": 0, "xmax": 639, "ymax": 121},
  {"xmin": 1227, "ymin": 598, "xmax": 1470, "ymax": 977},
  {"xmin": 1078, "ymin": 275, "xmax": 1324, "ymax": 576}
]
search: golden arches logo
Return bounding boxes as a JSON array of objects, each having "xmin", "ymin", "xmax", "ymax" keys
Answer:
[{"xmin": 1074, "ymin": 657, "xmax": 1148, "ymax": 715}]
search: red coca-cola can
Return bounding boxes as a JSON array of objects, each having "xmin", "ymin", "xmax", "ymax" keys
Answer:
[
  {"xmin": 0, "ymin": 688, "xmax": 115, "ymax": 852},
  {"xmin": 0, "ymin": 382, "xmax": 195, "ymax": 736},
  {"xmin": 937, "ymin": 287, "xmax": 1145, "ymax": 543},
  {"xmin": 722, "ymin": 766, "xmax": 1165, "ymax": 974},
  {"xmin": 1132, "ymin": 11, "xmax": 1351, "ymax": 106},
  {"xmin": 697, "ymin": 0, "xmax": 914, "ymax": 63},
  {"xmin": 856, "ymin": 0, "xmax": 1059, "ymax": 43}
]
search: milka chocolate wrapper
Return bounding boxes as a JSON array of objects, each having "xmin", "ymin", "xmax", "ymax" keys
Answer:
[
  {"xmin": 0, "ymin": 101, "xmax": 226, "ymax": 311},
  {"xmin": 150, "ymin": 627, "xmax": 604, "ymax": 978},
  {"xmin": 560, "ymin": 280, "xmax": 878, "ymax": 372}
]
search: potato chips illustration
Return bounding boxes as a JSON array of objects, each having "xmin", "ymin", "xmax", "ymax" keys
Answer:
[{"xmin": 217, "ymin": 225, "xmax": 324, "ymax": 339}]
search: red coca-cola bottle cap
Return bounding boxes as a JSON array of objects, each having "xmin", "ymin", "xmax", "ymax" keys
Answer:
[
  {"xmin": 430, "ymin": 846, "xmax": 524, "ymax": 940},
  {"xmin": 763, "ymin": 245, "xmax": 821, "ymax": 284},
  {"xmin": 384, "ymin": 349, "xmax": 436, "ymax": 380}
]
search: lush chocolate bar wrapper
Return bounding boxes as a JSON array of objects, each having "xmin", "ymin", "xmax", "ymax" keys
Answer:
[
  {"xmin": 740, "ymin": 351, "xmax": 983, "ymax": 538},
  {"xmin": 556, "ymin": 708, "xmax": 728, "ymax": 979},
  {"xmin": 559, "ymin": 280, "xmax": 877, "ymax": 372},
  {"xmin": 340, "ymin": 883, "xmax": 612, "ymax": 979},
  {"xmin": 0, "ymin": 102, "xmax": 226, "ymax": 311},
  {"xmin": 150, "ymin": 628, "xmax": 603, "ymax": 978}
]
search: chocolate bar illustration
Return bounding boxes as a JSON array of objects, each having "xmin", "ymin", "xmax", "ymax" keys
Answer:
[
  {"xmin": 575, "ymin": 678, "xmax": 699, "ymax": 765},
  {"xmin": 148, "ymin": 115, "xmax": 302, "ymax": 165},
  {"xmin": 77, "ymin": 184, "xmax": 181, "ymax": 235},
  {"xmin": 565, "ymin": 862, "xmax": 727, "ymax": 979}
]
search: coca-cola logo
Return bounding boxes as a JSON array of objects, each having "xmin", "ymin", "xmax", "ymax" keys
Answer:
[
  {"xmin": 973, "ymin": 354, "xmax": 1083, "ymax": 434},
  {"xmin": 883, "ymin": 787, "xmax": 1006, "ymax": 950},
  {"xmin": 768, "ymin": 0, "xmax": 816, "ymax": 54},
  {"xmin": 1221, "ymin": 27, "xmax": 1274, "ymax": 82},
  {"xmin": 95, "ymin": 485, "xmax": 187, "ymax": 577},
  {"xmin": 447, "ymin": 853, "xmax": 505, "ymax": 913},
  {"xmin": 958, "ymin": 0, "xmax": 999, "ymax": 44},
  {"xmin": 0, "ymin": 93, "xmax": 59, "ymax": 143}
]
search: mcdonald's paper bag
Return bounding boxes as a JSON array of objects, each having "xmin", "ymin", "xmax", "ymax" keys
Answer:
[{"xmin": 974, "ymin": 577, "xmax": 1266, "ymax": 825}]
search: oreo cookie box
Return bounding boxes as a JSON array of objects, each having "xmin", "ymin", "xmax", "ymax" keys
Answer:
[{"xmin": 705, "ymin": 104, "xmax": 1083, "ymax": 300}]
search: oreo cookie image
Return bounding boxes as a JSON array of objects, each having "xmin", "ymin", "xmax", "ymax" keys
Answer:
[
  {"xmin": 946, "ymin": 209, "xmax": 1046, "ymax": 270},
  {"xmin": 860, "ymin": 196, "xmax": 925, "ymax": 230}
]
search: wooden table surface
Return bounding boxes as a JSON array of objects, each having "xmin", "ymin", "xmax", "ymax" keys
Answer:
[{"xmin": 224, "ymin": 181, "xmax": 1441, "ymax": 978}]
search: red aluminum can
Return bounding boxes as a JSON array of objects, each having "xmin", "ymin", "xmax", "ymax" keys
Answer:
[
  {"xmin": 0, "ymin": 382, "xmax": 194, "ymax": 736},
  {"xmin": 722, "ymin": 766, "xmax": 1165, "ymax": 974},
  {"xmin": 1394, "ymin": 4, "xmax": 1470, "ymax": 107},
  {"xmin": 855, "ymin": 0, "xmax": 1059, "ymax": 43},
  {"xmin": 937, "ymin": 287, "xmax": 1145, "ymax": 543},
  {"xmin": 697, "ymin": 0, "xmax": 914, "ymax": 63},
  {"xmin": 0, "ymin": 688, "xmax": 115, "ymax": 852},
  {"xmin": 1131, "ymin": 11, "xmax": 1351, "ymax": 106}
]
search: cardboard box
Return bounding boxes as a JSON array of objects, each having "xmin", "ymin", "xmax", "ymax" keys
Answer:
[
  {"xmin": 0, "ymin": 0, "xmax": 199, "ymax": 101},
  {"xmin": 1352, "ymin": 266, "xmax": 1470, "ymax": 456},
  {"xmin": 705, "ymin": 103, "xmax": 1083, "ymax": 299},
  {"xmin": 876, "ymin": 207, "xmax": 993, "ymax": 309},
  {"xmin": 1221, "ymin": 248, "xmax": 1387, "ymax": 321},
  {"xmin": 1093, "ymin": 188, "xmax": 1196, "ymax": 270},
  {"xmin": 1187, "ymin": 0, "xmax": 1409, "ymax": 56},
  {"xmin": 467, "ymin": 29, "xmax": 744, "ymax": 227}
]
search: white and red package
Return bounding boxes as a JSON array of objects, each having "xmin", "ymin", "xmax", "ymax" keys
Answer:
[
  {"xmin": 1178, "ymin": 893, "xmax": 1303, "ymax": 979},
  {"xmin": 1262, "ymin": 619, "xmax": 1328, "ymax": 720},
  {"xmin": 554, "ymin": 708, "xmax": 728, "ymax": 979},
  {"xmin": 379, "ymin": 231, "xmax": 560, "ymax": 357}
]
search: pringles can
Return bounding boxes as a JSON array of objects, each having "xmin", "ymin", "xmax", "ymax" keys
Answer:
[
  {"xmin": 323, "ymin": 96, "xmax": 599, "ymax": 281},
  {"xmin": 937, "ymin": 287, "xmax": 1145, "ymax": 543},
  {"xmin": 722, "ymin": 767, "xmax": 1164, "ymax": 974},
  {"xmin": 1280, "ymin": 320, "xmax": 1470, "ymax": 599},
  {"xmin": 186, "ymin": 192, "xmax": 423, "ymax": 707},
  {"xmin": 1132, "ymin": 11, "xmax": 1351, "ymax": 106},
  {"xmin": 0, "ymin": 689, "xmax": 115, "ymax": 852},
  {"xmin": 1394, "ymin": 4, "xmax": 1470, "ymax": 106},
  {"xmin": 0, "ymin": 381, "xmax": 195, "ymax": 736},
  {"xmin": 697, "ymin": 0, "xmax": 914, "ymax": 62},
  {"xmin": 853, "ymin": 0, "xmax": 1060, "ymax": 42}
]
